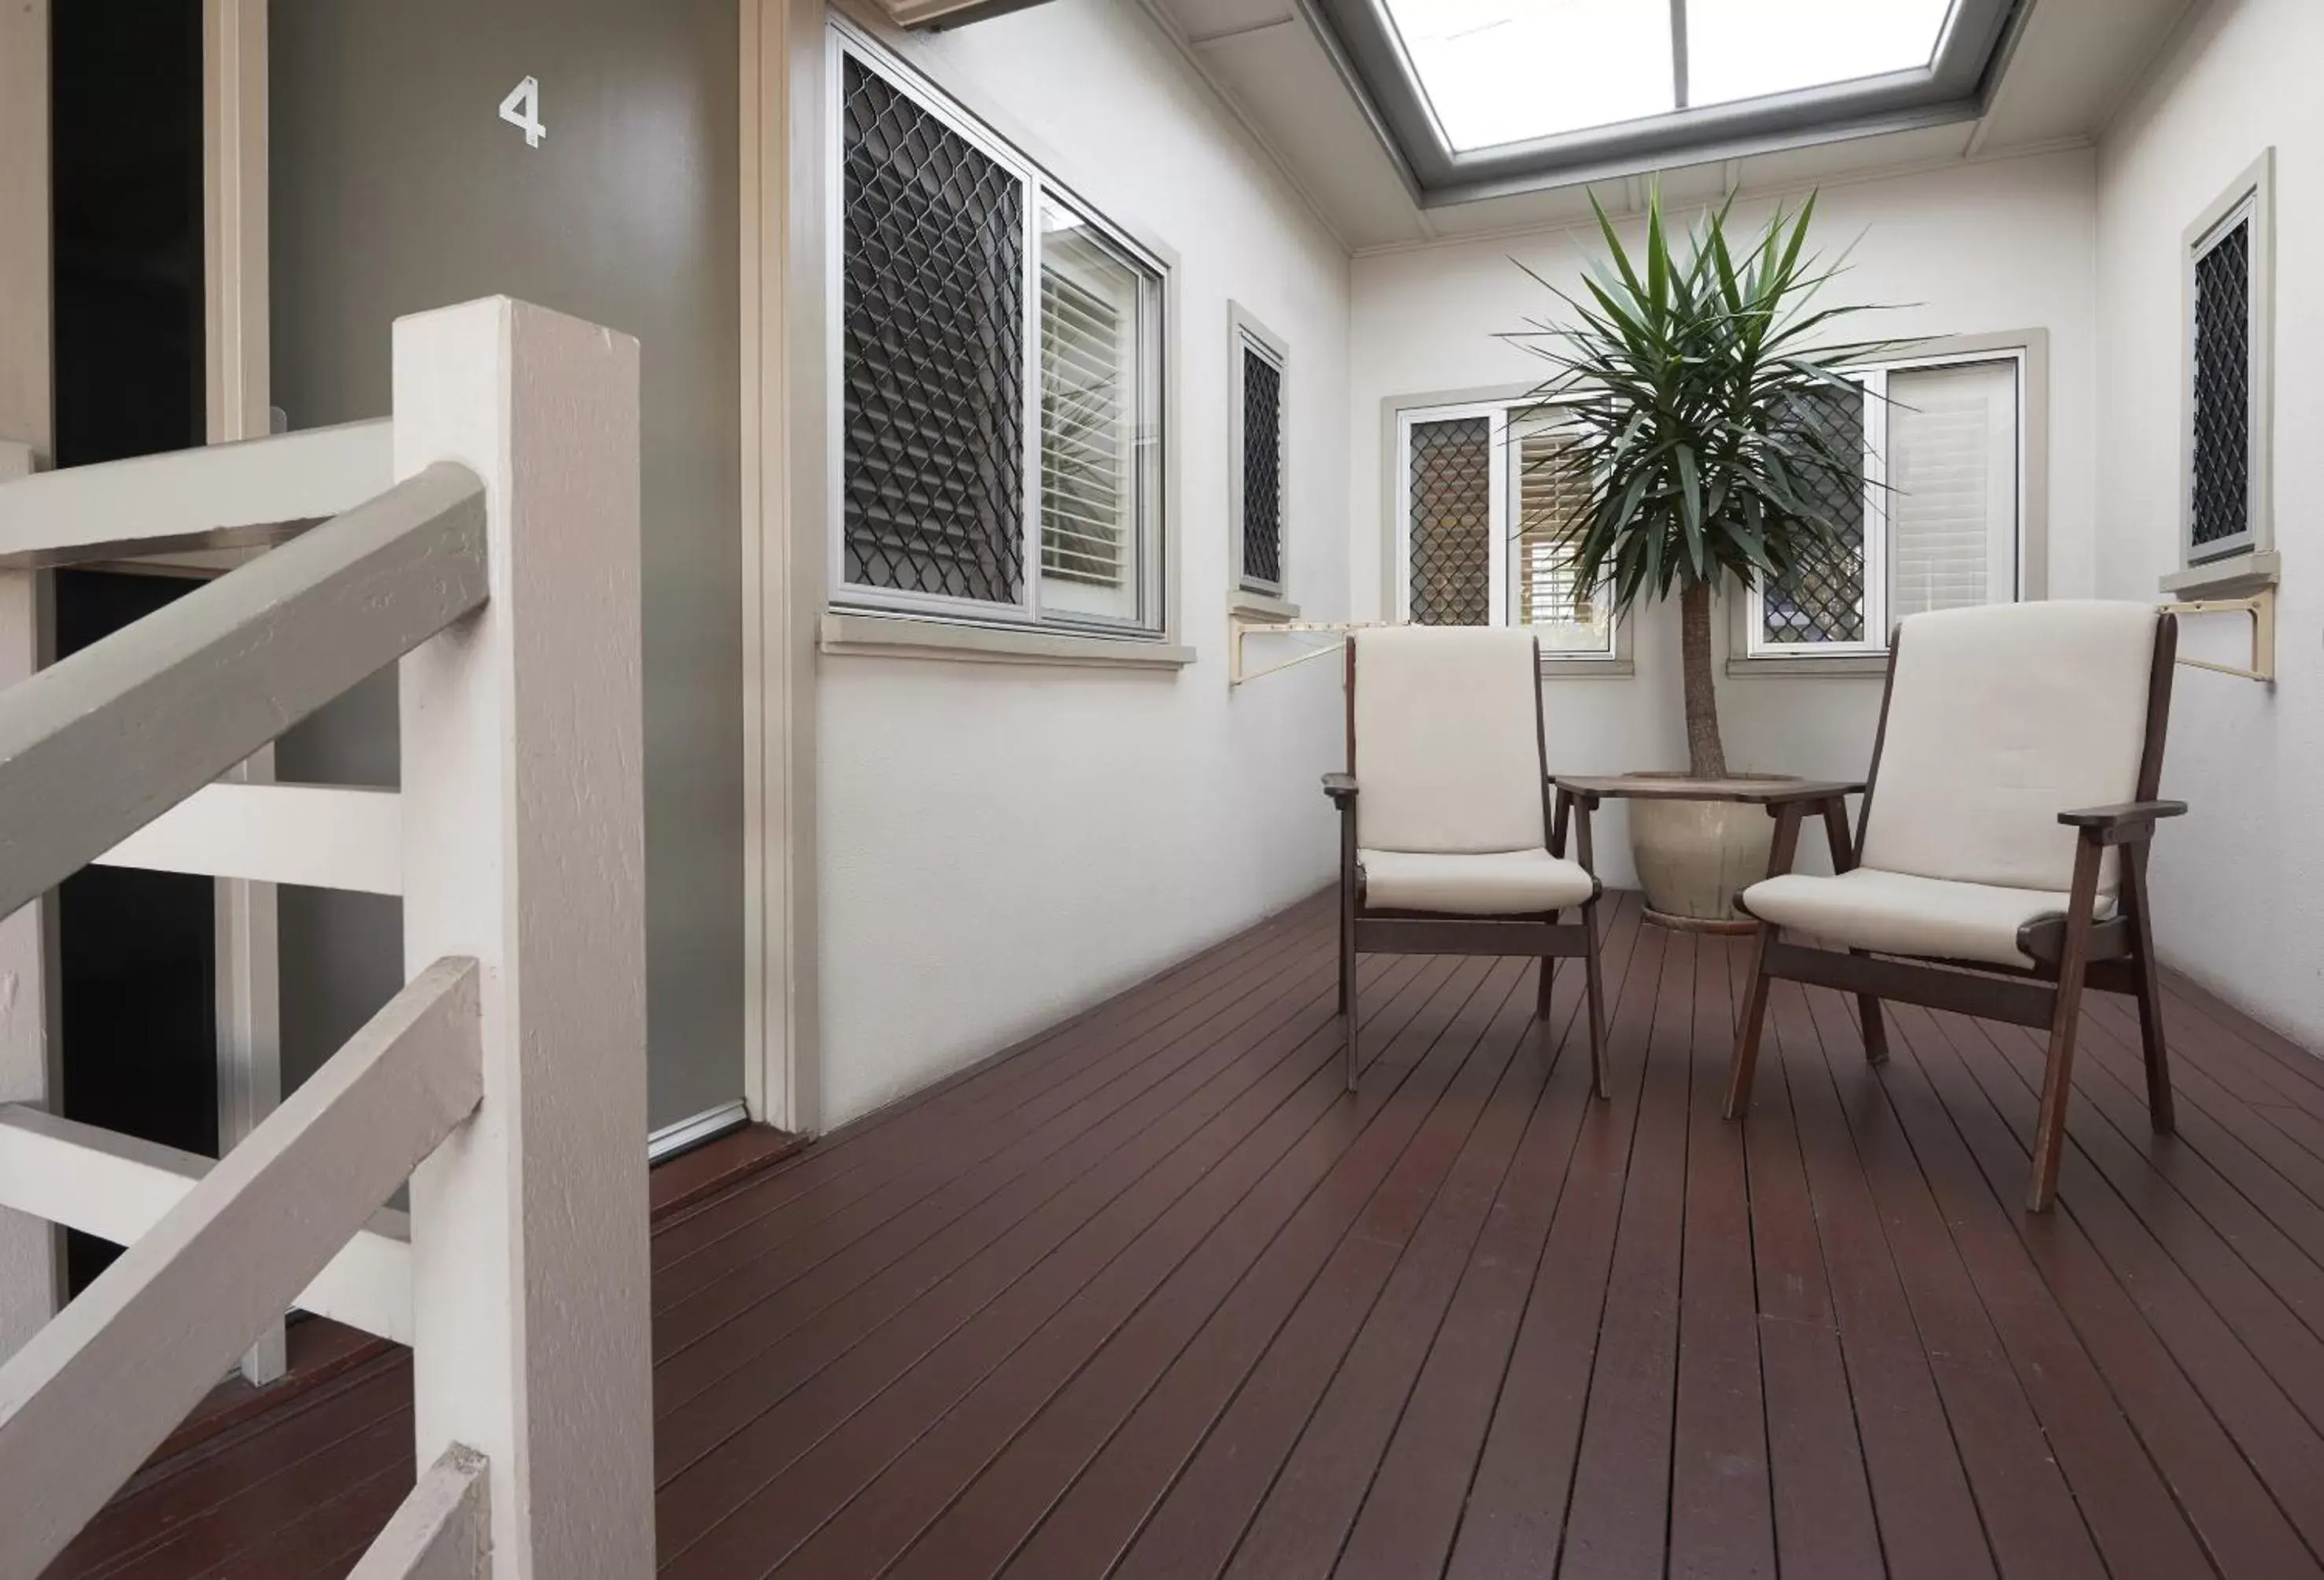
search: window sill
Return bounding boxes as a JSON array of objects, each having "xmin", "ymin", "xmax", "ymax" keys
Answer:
[
  {"xmin": 1541, "ymin": 658, "xmax": 1634, "ymax": 680},
  {"xmin": 1230, "ymin": 589, "xmax": 1301, "ymax": 622},
  {"xmin": 1726, "ymin": 652, "xmax": 1890, "ymax": 677},
  {"xmin": 820, "ymin": 611, "xmax": 1195, "ymax": 671},
  {"xmin": 2160, "ymin": 549, "xmax": 2278, "ymax": 600}
]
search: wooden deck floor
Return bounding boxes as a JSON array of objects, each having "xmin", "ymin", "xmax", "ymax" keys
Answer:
[{"xmin": 51, "ymin": 891, "xmax": 2324, "ymax": 1578}]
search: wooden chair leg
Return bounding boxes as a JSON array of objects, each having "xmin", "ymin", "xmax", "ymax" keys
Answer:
[
  {"xmin": 1724, "ymin": 924, "xmax": 1775, "ymax": 1120},
  {"xmin": 1852, "ymin": 952, "xmax": 1890, "ymax": 1065},
  {"xmin": 1580, "ymin": 901, "xmax": 1609, "ymax": 1101},
  {"xmin": 2122, "ymin": 843, "xmax": 2174, "ymax": 1133},
  {"xmin": 1533, "ymin": 953, "xmax": 1558, "ymax": 1075},
  {"xmin": 1340, "ymin": 865, "xmax": 1359, "ymax": 1091},
  {"xmin": 2028, "ymin": 840, "xmax": 2105, "ymax": 1212}
]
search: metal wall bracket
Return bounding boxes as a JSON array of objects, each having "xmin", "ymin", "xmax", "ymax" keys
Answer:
[
  {"xmin": 1228, "ymin": 616, "xmax": 1389, "ymax": 686},
  {"xmin": 2161, "ymin": 587, "xmax": 2275, "ymax": 683}
]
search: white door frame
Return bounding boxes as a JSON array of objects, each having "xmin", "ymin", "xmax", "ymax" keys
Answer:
[
  {"xmin": 0, "ymin": 0, "xmax": 62, "ymax": 1367},
  {"xmin": 738, "ymin": 0, "xmax": 822, "ymax": 1136},
  {"xmin": 203, "ymin": 0, "xmax": 286, "ymax": 1385}
]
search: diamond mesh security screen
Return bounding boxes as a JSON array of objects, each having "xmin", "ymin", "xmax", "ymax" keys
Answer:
[
  {"xmin": 1761, "ymin": 385, "xmax": 1868, "ymax": 645},
  {"xmin": 1408, "ymin": 417, "xmax": 1491, "ymax": 626},
  {"xmin": 840, "ymin": 56, "xmax": 1025, "ymax": 605},
  {"xmin": 2191, "ymin": 217, "xmax": 2251, "ymax": 549},
  {"xmin": 1240, "ymin": 344, "xmax": 1284, "ymax": 589}
]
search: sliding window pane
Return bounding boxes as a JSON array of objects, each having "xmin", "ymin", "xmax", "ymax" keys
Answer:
[
  {"xmin": 1887, "ymin": 359, "xmax": 2019, "ymax": 621},
  {"xmin": 1513, "ymin": 427, "xmax": 1613, "ymax": 654},
  {"xmin": 1038, "ymin": 201, "xmax": 1157, "ymax": 626},
  {"xmin": 1407, "ymin": 416, "xmax": 1493, "ymax": 626},
  {"xmin": 838, "ymin": 56, "xmax": 1027, "ymax": 607}
]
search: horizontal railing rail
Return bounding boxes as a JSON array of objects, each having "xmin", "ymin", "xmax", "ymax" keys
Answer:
[
  {"xmin": 0, "ymin": 957, "xmax": 482, "ymax": 1577},
  {"xmin": 0, "ymin": 1105, "xmax": 414, "ymax": 1340},
  {"xmin": 0, "ymin": 418, "xmax": 392, "ymax": 568},
  {"xmin": 92, "ymin": 781, "xmax": 403, "ymax": 894}
]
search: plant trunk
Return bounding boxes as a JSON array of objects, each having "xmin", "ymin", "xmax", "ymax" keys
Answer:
[{"xmin": 1679, "ymin": 579, "xmax": 1728, "ymax": 781}]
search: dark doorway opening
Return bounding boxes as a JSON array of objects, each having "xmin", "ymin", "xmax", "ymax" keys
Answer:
[{"xmin": 50, "ymin": 0, "xmax": 215, "ymax": 1293}]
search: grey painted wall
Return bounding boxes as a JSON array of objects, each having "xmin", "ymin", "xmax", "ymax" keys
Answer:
[{"xmin": 268, "ymin": 0, "xmax": 744, "ymax": 1127}]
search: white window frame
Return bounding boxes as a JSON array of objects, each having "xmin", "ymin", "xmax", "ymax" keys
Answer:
[
  {"xmin": 1738, "ymin": 340, "xmax": 2034, "ymax": 669},
  {"xmin": 1385, "ymin": 389, "xmax": 1628, "ymax": 674},
  {"xmin": 2178, "ymin": 148, "xmax": 2275, "ymax": 579},
  {"xmin": 825, "ymin": 20, "xmax": 1168, "ymax": 640},
  {"xmin": 1228, "ymin": 303, "xmax": 1288, "ymax": 601}
]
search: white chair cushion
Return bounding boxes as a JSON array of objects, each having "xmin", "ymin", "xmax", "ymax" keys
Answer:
[
  {"xmin": 1351, "ymin": 627, "xmax": 1545, "ymax": 854},
  {"xmin": 1360, "ymin": 847, "xmax": 1596, "ymax": 916},
  {"xmin": 1861, "ymin": 600, "xmax": 2158, "ymax": 895},
  {"xmin": 1742, "ymin": 867, "xmax": 2115, "ymax": 969}
]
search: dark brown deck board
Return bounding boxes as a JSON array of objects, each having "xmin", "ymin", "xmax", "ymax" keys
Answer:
[
  {"xmin": 1763, "ymin": 978, "xmax": 2029, "ymax": 1580},
  {"xmin": 1443, "ymin": 906, "xmax": 1671, "ymax": 1580},
  {"xmin": 701, "ymin": 958, "xmax": 1516, "ymax": 1577},
  {"xmin": 50, "ymin": 893, "xmax": 2324, "ymax": 1580}
]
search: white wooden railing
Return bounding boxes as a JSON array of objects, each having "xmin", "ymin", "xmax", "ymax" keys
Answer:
[{"xmin": 0, "ymin": 297, "xmax": 656, "ymax": 1578}]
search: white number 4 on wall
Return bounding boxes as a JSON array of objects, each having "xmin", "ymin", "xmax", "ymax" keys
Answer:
[{"xmin": 499, "ymin": 76, "xmax": 545, "ymax": 148}]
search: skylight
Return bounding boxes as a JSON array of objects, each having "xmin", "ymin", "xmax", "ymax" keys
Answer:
[{"xmin": 1382, "ymin": 0, "xmax": 1958, "ymax": 153}]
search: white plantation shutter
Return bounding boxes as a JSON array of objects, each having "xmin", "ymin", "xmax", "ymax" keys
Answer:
[
  {"xmin": 1513, "ymin": 428, "xmax": 1614, "ymax": 655},
  {"xmin": 1887, "ymin": 360, "xmax": 2018, "ymax": 621},
  {"xmin": 1039, "ymin": 262, "xmax": 1129, "ymax": 589}
]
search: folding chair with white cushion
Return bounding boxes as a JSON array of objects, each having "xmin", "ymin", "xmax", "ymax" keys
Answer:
[
  {"xmin": 1724, "ymin": 601, "xmax": 2185, "ymax": 1211},
  {"xmin": 1324, "ymin": 628, "xmax": 1610, "ymax": 1095}
]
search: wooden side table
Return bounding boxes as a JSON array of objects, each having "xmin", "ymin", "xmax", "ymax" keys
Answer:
[{"xmin": 1549, "ymin": 773, "xmax": 1864, "ymax": 934}]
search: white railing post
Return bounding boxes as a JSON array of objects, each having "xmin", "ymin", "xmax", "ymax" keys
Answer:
[
  {"xmin": 0, "ymin": 437, "xmax": 57, "ymax": 1365},
  {"xmin": 392, "ymin": 298, "xmax": 654, "ymax": 1577}
]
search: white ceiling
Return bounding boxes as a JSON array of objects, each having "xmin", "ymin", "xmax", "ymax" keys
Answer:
[{"xmin": 1140, "ymin": 0, "xmax": 2196, "ymax": 252}]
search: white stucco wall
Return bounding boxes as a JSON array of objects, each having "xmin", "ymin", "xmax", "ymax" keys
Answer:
[
  {"xmin": 815, "ymin": 0, "xmax": 1352, "ymax": 1124},
  {"xmin": 2095, "ymin": 0, "xmax": 2324, "ymax": 1047},
  {"xmin": 1349, "ymin": 149, "xmax": 2103, "ymax": 884}
]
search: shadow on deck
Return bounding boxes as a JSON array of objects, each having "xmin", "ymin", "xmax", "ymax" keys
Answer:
[{"xmin": 50, "ymin": 892, "xmax": 2324, "ymax": 1578}]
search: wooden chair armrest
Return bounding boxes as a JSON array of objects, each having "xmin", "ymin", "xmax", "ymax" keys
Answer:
[
  {"xmin": 1322, "ymin": 772, "xmax": 1358, "ymax": 809},
  {"xmin": 1546, "ymin": 774, "xmax": 1602, "ymax": 809},
  {"xmin": 2060, "ymin": 799, "xmax": 2185, "ymax": 845},
  {"xmin": 2059, "ymin": 799, "xmax": 2187, "ymax": 829}
]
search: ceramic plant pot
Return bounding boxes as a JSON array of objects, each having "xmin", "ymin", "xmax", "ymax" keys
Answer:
[{"xmin": 1624, "ymin": 772, "xmax": 1793, "ymax": 932}]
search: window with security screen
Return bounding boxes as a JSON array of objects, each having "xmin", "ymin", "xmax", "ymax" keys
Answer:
[
  {"xmin": 1758, "ymin": 383, "xmax": 1869, "ymax": 648},
  {"xmin": 1743, "ymin": 350, "xmax": 2023, "ymax": 659},
  {"xmin": 2189, "ymin": 217, "xmax": 2250, "ymax": 554},
  {"xmin": 1389, "ymin": 398, "xmax": 1620, "ymax": 663},
  {"xmin": 1232, "ymin": 316, "xmax": 1288, "ymax": 596},
  {"xmin": 832, "ymin": 27, "xmax": 1166, "ymax": 637},
  {"xmin": 1406, "ymin": 416, "xmax": 1491, "ymax": 627},
  {"xmin": 2180, "ymin": 152, "xmax": 2273, "ymax": 573}
]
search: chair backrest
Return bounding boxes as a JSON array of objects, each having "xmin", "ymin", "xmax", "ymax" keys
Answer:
[
  {"xmin": 1348, "ymin": 626, "xmax": 1548, "ymax": 854},
  {"xmin": 1859, "ymin": 600, "xmax": 2172, "ymax": 894}
]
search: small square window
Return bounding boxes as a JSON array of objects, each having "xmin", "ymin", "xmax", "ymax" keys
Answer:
[
  {"xmin": 2181, "ymin": 152, "xmax": 2274, "ymax": 571},
  {"xmin": 1229, "ymin": 308, "xmax": 1288, "ymax": 598}
]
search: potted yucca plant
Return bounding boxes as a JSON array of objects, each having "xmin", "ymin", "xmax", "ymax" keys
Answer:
[{"xmin": 1508, "ymin": 185, "xmax": 1899, "ymax": 926}]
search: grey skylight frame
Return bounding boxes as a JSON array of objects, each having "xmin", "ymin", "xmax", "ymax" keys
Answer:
[{"xmin": 1305, "ymin": 0, "xmax": 2032, "ymax": 207}]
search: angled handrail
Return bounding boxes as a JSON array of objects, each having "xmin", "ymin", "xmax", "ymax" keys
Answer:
[
  {"xmin": 0, "ymin": 1105, "xmax": 414, "ymax": 1341},
  {"xmin": 0, "ymin": 461, "xmax": 484, "ymax": 920},
  {"xmin": 0, "ymin": 956, "xmax": 483, "ymax": 1578}
]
